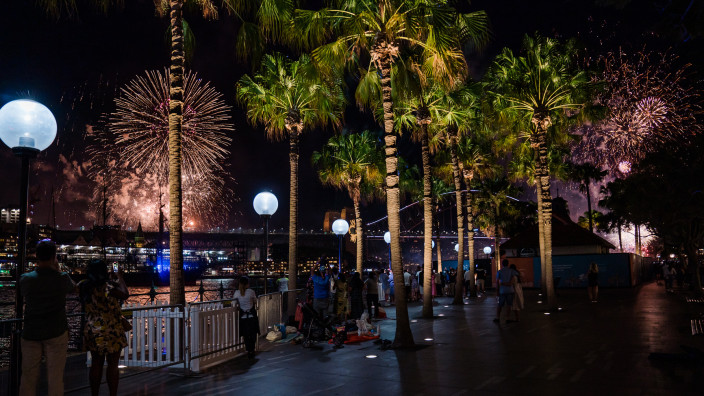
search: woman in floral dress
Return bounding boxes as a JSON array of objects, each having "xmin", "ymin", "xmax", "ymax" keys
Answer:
[{"xmin": 79, "ymin": 260, "xmax": 129, "ymax": 396}]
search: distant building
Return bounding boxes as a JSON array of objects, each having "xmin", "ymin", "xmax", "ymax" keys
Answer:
[
  {"xmin": 501, "ymin": 199, "xmax": 615, "ymax": 257},
  {"xmin": 1, "ymin": 207, "xmax": 20, "ymax": 224}
]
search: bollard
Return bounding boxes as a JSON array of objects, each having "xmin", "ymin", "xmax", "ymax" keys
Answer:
[
  {"xmin": 149, "ymin": 281, "xmax": 157, "ymax": 304},
  {"xmin": 219, "ymin": 281, "xmax": 225, "ymax": 300},
  {"xmin": 198, "ymin": 279, "xmax": 205, "ymax": 302}
]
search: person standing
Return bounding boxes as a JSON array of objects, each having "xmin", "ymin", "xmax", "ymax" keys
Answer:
[
  {"xmin": 493, "ymin": 260, "xmax": 515, "ymax": 324},
  {"xmin": 364, "ymin": 271, "xmax": 379, "ymax": 319},
  {"xmin": 587, "ymin": 263, "xmax": 599, "ymax": 302},
  {"xmin": 311, "ymin": 268, "xmax": 331, "ymax": 316},
  {"xmin": 79, "ymin": 260, "xmax": 129, "ymax": 396},
  {"xmin": 464, "ymin": 267, "xmax": 472, "ymax": 297},
  {"xmin": 19, "ymin": 239, "xmax": 76, "ymax": 396},
  {"xmin": 333, "ymin": 272, "xmax": 349, "ymax": 319},
  {"xmin": 234, "ymin": 277, "xmax": 259, "ymax": 359},
  {"xmin": 403, "ymin": 269, "xmax": 412, "ymax": 301},
  {"xmin": 475, "ymin": 266, "xmax": 487, "ymax": 294},
  {"xmin": 349, "ymin": 272, "xmax": 364, "ymax": 319},
  {"xmin": 277, "ymin": 272, "xmax": 289, "ymax": 292},
  {"xmin": 417, "ymin": 268, "xmax": 424, "ymax": 299},
  {"xmin": 379, "ymin": 270, "xmax": 390, "ymax": 303},
  {"xmin": 509, "ymin": 264, "xmax": 524, "ymax": 322}
]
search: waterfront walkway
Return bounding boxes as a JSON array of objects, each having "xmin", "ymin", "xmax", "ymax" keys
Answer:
[{"xmin": 16, "ymin": 282, "xmax": 704, "ymax": 395}]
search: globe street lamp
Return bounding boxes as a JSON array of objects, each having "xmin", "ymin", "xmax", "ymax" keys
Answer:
[
  {"xmin": 253, "ymin": 192, "xmax": 277, "ymax": 294},
  {"xmin": 0, "ymin": 99, "xmax": 57, "ymax": 395},
  {"xmin": 383, "ymin": 231, "xmax": 391, "ymax": 270},
  {"xmin": 332, "ymin": 219, "xmax": 349, "ymax": 272},
  {"xmin": 483, "ymin": 246, "xmax": 492, "ymax": 257}
]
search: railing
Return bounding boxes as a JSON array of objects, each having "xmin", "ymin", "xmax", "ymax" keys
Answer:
[
  {"xmin": 187, "ymin": 299, "xmax": 245, "ymax": 372},
  {"xmin": 1, "ymin": 287, "xmax": 310, "ymax": 395},
  {"xmin": 118, "ymin": 303, "xmax": 185, "ymax": 369}
]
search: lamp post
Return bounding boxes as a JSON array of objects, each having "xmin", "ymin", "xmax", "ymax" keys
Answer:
[
  {"xmin": 383, "ymin": 231, "xmax": 391, "ymax": 270},
  {"xmin": 0, "ymin": 99, "xmax": 57, "ymax": 395},
  {"xmin": 332, "ymin": 219, "xmax": 349, "ymax": 272},
  {"xmin": 253, "ymin": 192, "xmax": 277, "ymax": 294},
  {"xmin": 483, "ymin": 246, "xmax": 492, "ymax": 257}
]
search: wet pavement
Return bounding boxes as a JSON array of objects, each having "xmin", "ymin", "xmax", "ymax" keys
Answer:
[{"xmin": 7, "ymin": 281, "xmax": 704, "ymax": 395}]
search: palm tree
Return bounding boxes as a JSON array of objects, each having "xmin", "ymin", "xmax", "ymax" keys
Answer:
[
  {"xmin": 568, "ymin": 162, "xmax": 607, "ymax": 233},
  {"xmin": 486, "ymin": 35, "xmax": 590, "ymax": 309},
  {"xmin": 237, "ymin": 53, "xmax": 345, "ymax": 293},
  {"xmin": 474, "ymin": 177, "xmax": 521, "ymax": 273},
  {"xmin": 295, "ymin": 0, "xmax": 488, "ymax": 346},
  {"xmin": 312, "ymin": 130, "xmax": 384, "ymax": 273},
  {"xmin": 433, "ymin": 85, "xmax": 481, "ymax": 305},
  {"xmin": 456, "ymin": 136, "xmax": 494, "ymax": 297}
]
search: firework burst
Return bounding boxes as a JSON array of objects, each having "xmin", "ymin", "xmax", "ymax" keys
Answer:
[
  {"xmin": 575, "ymin": 50, "xmax": 702, "ymax": 172},
  {"xmin": 87, "ymin": 69, "xmax": 235, "ymax": 229}
]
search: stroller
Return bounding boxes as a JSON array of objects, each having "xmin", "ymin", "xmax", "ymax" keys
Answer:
[{"xmin": 300, "ymin": 303, "xmax": 346, "ymax": 348}]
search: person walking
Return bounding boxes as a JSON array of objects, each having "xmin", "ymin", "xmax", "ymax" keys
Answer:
[
  {"xmin": 509, "ymin": 264, "xmax": 524, "ymax": 322},
  {"xmin": 364, "ymin": 271, "xmax": 379, "ymax": 318},
  {"xmin": 587, "ymin": 263, "xmax": 599, "ymax": 302},
  {"xmin": 79, "ymin": 259, "xmax": 129, "ymax": 396},
  {"xmin": 493, "ymin": 260, "xmax": 515, "ymax": 324},
  {"xmin": 19, "ymin": 239, "xmax": 76, "ymax": 396},
  {"xmin": 475, "ymin": 266, "xmax": 487, "ymax": 294},
  {"xmin": 233, "ymin": 276, "xmax": 259, "ymax": 359},
  {"xmin": 349, "ymin": 272, "xmax": 364, "ymax": 319}
]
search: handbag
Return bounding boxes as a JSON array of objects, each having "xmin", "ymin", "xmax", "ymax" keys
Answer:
[{"xmin": 120, "ymin": 315, "xmax": 132, "ymax": 332}]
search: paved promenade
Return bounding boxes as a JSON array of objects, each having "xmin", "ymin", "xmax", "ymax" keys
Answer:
[{"xmin": 17, "ymin": 282, "xmax": 704, "ymax": 395}]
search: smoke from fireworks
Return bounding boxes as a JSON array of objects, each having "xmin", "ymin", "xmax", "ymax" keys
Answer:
[
  {"xmin": 575, "ymin": 50, "xmax": 702, "ymax": 172},
  {"xmin": 87, "ymin": 69, "xmax": 235, "ymax": 229}
]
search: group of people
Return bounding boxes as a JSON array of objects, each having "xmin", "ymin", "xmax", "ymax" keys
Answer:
[
  {"xmin": 20, "ymin": 240, "xmax": 129, "ymax": 396},
  {"xmin": 306, "ymin": 265, "xmax": 383, "ymax": 320}
]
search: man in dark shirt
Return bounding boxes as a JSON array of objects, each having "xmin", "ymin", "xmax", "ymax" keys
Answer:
[
  {"xmin": 19, "ymin": 240, "xmax": 75, "ymax": 396},
  {"xmin": 475, "ymin": 267, "xmax": 487, "ymax": 294}
]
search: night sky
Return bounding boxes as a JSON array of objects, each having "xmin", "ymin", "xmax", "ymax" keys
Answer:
[{"xmin": 0, "ymin": 0, "xmax": 700, "ymax": 232}]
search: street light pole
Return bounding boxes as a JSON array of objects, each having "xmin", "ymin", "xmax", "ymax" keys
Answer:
[
  {"xmin": 253, "ymin": 192, "xmax": 278, "ymax": 295},
  {"xmin": 263, "ymin": 214, "xmax": 270, "ymax": 294},
  {"xmin": 332, "ymin": 219, "xmax": 349, "ymax": 272},
  {"xmin": 384, "ymin": 231, "xmax": 391, "ymax": 271}
]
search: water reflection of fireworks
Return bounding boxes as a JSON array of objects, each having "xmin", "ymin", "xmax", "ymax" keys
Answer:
[{"xmin": 87, "ymin": 70, "xmax": 235, "ymax": 229}]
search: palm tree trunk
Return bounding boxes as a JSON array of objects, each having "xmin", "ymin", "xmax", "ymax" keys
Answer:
[
  {"xmin": 465, "ymin": 181, "xmax": 476, "ymax": 297},
  {"xmin": 449, "ymin": 130, "xmax": 465, "ymax": 305},
  {"xmin": 617, "ymin": 223, "xmax": 623, "ymax": 252},
  {"xmin": 287, "ymin": 126, "xmax": 299, "ymax": 292},
  {"xmin": 537, "ymin": 184, "xmax": 546, "ymax": 295},
  {"xmin": 378, "ymin": 53, "xmax": 413, "ymax": 347},
  {"xmin": 421, "ymin": 126, "xmax": 433, "ymax": 318},
  {"xmin": 168, "ymin": 0, "xmax": 185, "ymax": 306},
  {"xmin": 535, "ymin": 122, "xmax": 556, "ymax": 309},
  {"xmin": 353, "ymin": 196, "xmax": 363, "ymax": 274},
  {"xmin": 586, "ymin": 180, "xmax": 593, "ymax": 233}
]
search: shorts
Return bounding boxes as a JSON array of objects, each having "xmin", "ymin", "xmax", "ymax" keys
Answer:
[{"xmin": 498, "ymin": 293, "xmax": 514, "ymax": 307}]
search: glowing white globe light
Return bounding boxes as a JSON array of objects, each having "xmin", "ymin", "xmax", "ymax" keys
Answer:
[
  {"xmin": 454, "ymin": 243, "xmax": 459, "ymax": 252},
  {"xmin": 383, "ymin": 231, "xmax": 391, "ymax": 244},
  {"xmin": 253, "ymin": 192, "xmax": 278, "ymax": 216},
  {"xmin": 483, "ymin": 246, "xmax": 492, "ymax": 255},
  {"xmin": 332, "ymin": 219, "xmax": 349, "ymax": 236},
  {"xmin": 0, "ymin": 99, "xmax": 57, "ymax": 151},
  {"xmin": 432, "ymin": 240, "xmax": 435, "ymax": 249}
]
